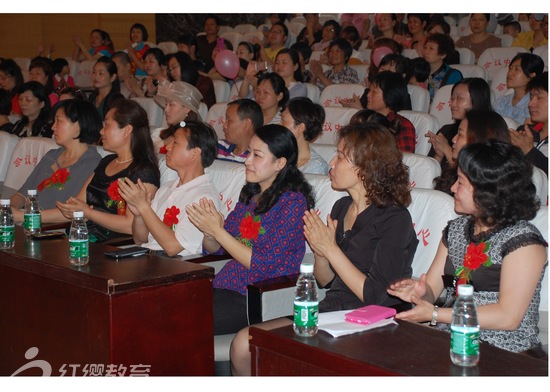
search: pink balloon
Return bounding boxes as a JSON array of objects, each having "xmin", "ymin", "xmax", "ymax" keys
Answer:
[
  {"xmin": 215, "ymin": 50, "xmax": 240, "ymax": 80},
  {"xmin": 372, "ymin": 46, "xmax": 394, "ymax": 68}
]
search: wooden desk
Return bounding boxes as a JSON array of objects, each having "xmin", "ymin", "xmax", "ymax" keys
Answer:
[
  {"xmin": 0, "ymin": 226, "xmax": 215, "ymax": 376},
  {"xmin": 250, "ymin": 321, "xmax": 548, "ymax": 376}
]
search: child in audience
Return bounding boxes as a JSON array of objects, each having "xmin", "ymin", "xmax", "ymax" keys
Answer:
[
  {"xmin": 503, "ymin": 21, "xmax": 521, "ymax": 38},
  {"xmin": 52, "ymin": 58, "xmax": 75, "ymax": 93},
  {"xmin": 407, "ymin": 57, "xmax": 430, "ymax": 89}
]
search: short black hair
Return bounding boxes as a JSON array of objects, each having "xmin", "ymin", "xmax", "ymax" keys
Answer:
[
  {"xmin": 52, "ymin": 58, "xmax": 69, "ymax": 75},
  {"xmin": 130, "ymin": 23, "xmax": 149, "ymax": 42},
  {"xmin": 290, "ymin": 42, "xmax": 312, "ymax": 63},
  {"xmin": 284, "ymin": 97, "xmax": 325, "ymax": 142},
  {"xmin": 51, "ymin": 99, "xmax": 102, "ymax": 144},
  {"xmin": 183, "ymin": 120, "xmax": 218, "ymax": 168},
  {"xmin": 408, "ymin": 57, "xmax": 430, "ymax": 83},
  {"xmin": 328, "ymin": 38, "xmax": 353, "ymax": 62},
  {"xmin": 256, "ymin": 72, "xmax": 289, "ymax": 109},
  {"xmin": 371, "ymin": 71, "xmax": 410, "ymax": 112},
  {"xmin": 425, "ymin": 33, "xmax": 455, "ymax": 59},
  {"xmin": 228, "ymin": 98, "xmax": 264, "ymax": 132},
  {"xmin": 527, "ymin": 71, "xmax": 548, "ymax": 93}
]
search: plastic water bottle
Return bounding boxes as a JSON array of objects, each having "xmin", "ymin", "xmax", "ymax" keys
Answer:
[
  {"xmin": 0, "ymin": 199, "xmax": 15, "ymax": 250},
  {"xmin": 24, "ymin": 189, "xmax": 41, "ymax": 237},
  {"xmin": 69, "ymin": 211, "xmax": 89, "ymax": 266},
  {"xmin": 293, "ymin": 263, "xmax": 319, "ymax": 337},
  {"xmin": 450, "ymin": 284, "xmax": 480, "ymax": 367}
]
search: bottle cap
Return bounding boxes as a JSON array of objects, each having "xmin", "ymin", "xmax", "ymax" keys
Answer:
[
  {"xmin": 28, "ymin": 189, "xmax": 37, "ymax": 196},
  {"xmin": 0, "ymin": 199, "xmax": 10, "ymax": 206},
  {"xmin": 300, "ymin": 263, "xmax": 314, "ymax": 273},
  {"xmin": 73, "ymin": 211, "xmax": 84, "ymax": 218},
  {"xmin": 457, "ymin": 284, "xmax": 474, "ymax": 296}
]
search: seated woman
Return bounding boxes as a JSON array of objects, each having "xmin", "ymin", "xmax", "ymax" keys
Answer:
[
  {"xmin": 0, "ymin": 59, "xmax": 24, "ymax": 115},
  {"xmin": 257, "ymin": 22, "xmax": 289, "ymax": 65},
  {"xmin": 118, "ymin": 121, "xmax": 220, "ymax": 257},
  {"xmin": 366, "ymin": 71, "xmax": 416, "ymax": 152},
  {"xmin": 72, "ymin": 29, "xmax": 114, "ymax": 61},
  {"xmin": 52, "ymin": 58, "xmax": 75, "ymax": 93},
  {"xmin": 28, "ymin": 57, "xmax": 59, "ymax": 108},
  {"xmin": 166, "ymin": 52, "xmax": 216, "ymax": 109},
  {"xmin": 10, "ymin": 99, "xmax": 102, "ymax": 219},
  {"xmin": 426, "ymin": 78, "xmax": 493, "ymax": 171},
  {"xmin": 252, "ymin": 72, "xmax": 289, "ymax": 125},
  {"xmin": 512, "ymin": 13, "xmax": 548, "ymax": 51},
  {"xmin": 141, "ymin": 48, "xmax": 168, "ymax": 98},
  {"xmin": 10, "ymin": 81, "xmax": 52, "ymax": 138},
  {"xmin": 423, "ymin": 33, "xmax": 463, "ymax": 101},
  {"xmin": 186, "ymin": 124, "xmax": 315, "ymax": 336},
  {"xmin": 230, "ymin": 122, "xmax": 418, "ymax": 375},
  {"xmin": 494, "ymin": 53, "xmax": 544, "ymax": 126},
  {"xmin": 434, "ymin": 110, "xmax": 511, "ymax": 195},
  {"xmin": 208, "ymin": 41, "xmax": 259, "ymax": 83},
  {"xmin": 309, "ymin": 38, "xmax": 360, "ymax": 93},
  {"xmin": 455, "ymin": 14, "xmax": 501, "ymax": 62},
  {"xmin": 340, "ymin": 25, "xmax": 364, "ymax": 65},
  {"xmin": 389, "ymin": 140, "xmax": 547, "ymax": 357},
  {"xmin": 510, "ymin": 72, "xmax": 548, "ymax": 176},
  {"xmin": 280, "ymin": 97, "xmax": 328, "ymax": 174},
  {"xmin": 125, "ymin": 23, "xmax": 151, "ymax": 78},
  {"xmin": 0, "ymin": 90, "xmax": 14, "ymax": 133},
  {"xmin": 368, "ymin": 13, "xmax": 407, "ymax": 48},
  {"xmin": 54, "ymin": 99, "xmax": 160, "ymax": 243},
  {"xmin": 311, "ymin": 19, "xmax": 341, "ymax": 52},
  {"xmin": 403, "ymin": 13, "xmax": 429, "ymax": 51},
  {"xmin": 87, "ymin": 56, "xmax": 123, "ymax": 119}
]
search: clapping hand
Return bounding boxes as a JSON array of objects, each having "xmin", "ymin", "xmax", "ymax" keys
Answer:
[
  {"xmin": 186, "ymin": 197, "xmax": 225, "ymax": 239},
  {"xmin": 117, "ymin": 178, "xmax": 151, "ymax": 217},
  {"xmin": 56, "ymin": 197, "xmax": 91, "ymax": 220},
  {"xmin": 303, "ymin": 209, "xmax": 338, "ymax": 258}
]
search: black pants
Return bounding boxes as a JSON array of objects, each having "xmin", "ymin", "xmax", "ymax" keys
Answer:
[{"xmin": 213, "ymin": 288, "xmax": 248, "ymax": 335}]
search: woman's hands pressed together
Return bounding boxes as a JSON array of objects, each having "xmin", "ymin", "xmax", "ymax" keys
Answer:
[{"xmin": 186, "ymin": 197, "xmax": 225, "ymax": 239}]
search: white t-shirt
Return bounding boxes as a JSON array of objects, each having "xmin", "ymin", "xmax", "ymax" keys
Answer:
[{"xmin": 141, "ymin": 174, "xmax": 220, "ymax": 256}]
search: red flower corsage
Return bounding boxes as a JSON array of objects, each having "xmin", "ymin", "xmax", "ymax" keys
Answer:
[
  {"xmin": 237, "ymin": 212, "xmax": 266, "ymax": 247},
  {"xmin": 454, "ymin": 241, "xmax": 492, "ymax": 293},
  {"xmin": 106, "ymin": 179, "xmax": 126, "ymax": 215},
  {"xmin": 163, "ymin": 205, "xmax": 180, "ymax": 230},
  {"xmin": 37, "ymin": 168, "xmax": 71, "ymax": 192}
]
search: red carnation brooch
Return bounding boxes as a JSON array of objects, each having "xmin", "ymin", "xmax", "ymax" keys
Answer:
[
  {"xmin": 454, "ymin": 241, "xmax": 492, "ymax": 292},
  {"xmin": 37, "ymin": 168, "xmax": 71, "ymax": 192},
  {"xmin": 163, "ymin": 205, "xmax": 180, "ymax": 230},
  {"xmin": 106, "ymin": 179, "xmax": 126, "ymax": 215},
  {"xmin": 159, "ymin": 145, "xmax": 168, "ymax": 154},
  {"xmin": 237, "ymin": 212, "xmax": 266, "ymax": 247}
]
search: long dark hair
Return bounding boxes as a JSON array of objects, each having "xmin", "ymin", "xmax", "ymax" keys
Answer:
[
  {"xmin": 458, "ymin": 140, "xmax": 539, "ymax": 228},
  {"xmin": 0, "ymin": 59, "xmax": 24, "ymax": 96},
  {"xmin": 239, "ymin": 124, "xmax": 314, "ymax": 214},
  {"xmin": 88, "ymin": 56, "xmax": 121, "ymax": 119},
  {"xmin": 275, "ymin": 48, "xmax": 303, "ymax": 82},
  {"xmin": 110, "ymin": 99, "xmax": 159, "ymax": 178},
  {"xmin": 14, "ymin": 81, "xmax": 51, "ymax": 137}
]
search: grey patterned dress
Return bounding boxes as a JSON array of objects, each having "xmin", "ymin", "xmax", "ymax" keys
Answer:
[{"xmin": 439, "ymin": 216, "xmax": 547, "ymax": 353}]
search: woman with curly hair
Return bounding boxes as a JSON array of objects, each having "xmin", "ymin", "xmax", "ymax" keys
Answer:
[
  {"xmin": 230, "ymin": 123, "xmax": 419, "ymax": 376},
  {"xmin": 187, "ymin": 124, "xmax": 315, "ymax": 337},
  {"xmin": 389, "ymin": 140, "xmax": 547, "ymax": 357}
]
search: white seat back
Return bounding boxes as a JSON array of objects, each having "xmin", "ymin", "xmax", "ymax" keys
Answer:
[
  {"xmin": 455, "ymin": 47, "xmax": 475, "ymax": 65},
  {"xmin": 205, "ymin": 102, "xmax": 228, "ymax": 140},
  {"xmin": 212, "ymin": 80, "xmax": 231, "ymax": 103},
  {"xmin": 205, "ymin": 160, "xmax": 246, "ymax": 219},
  {"xmin": 311, "ymin": 143, "xmax": 336, "ymax": 164},
  {"xmin": 287, "ymin": 22, "xmax": 305, "ymax": 36},
  {"xmin": 457, "ymin": 16, "xmax": 472, "ymax": 36},
  {"xmin": 156, "ymin": 41, "xmax": 177, "ymax": 55},
  {"xmin": 398, "ymin": 110, "xmax": 441, "ymax": 156},
  {"xmin": 532, "ymin": 46, "xmax": 548, "ymax": 71},
  {"xmin": 317, "ymin": 107, "xmax": 358, "ymax": 144},
  {"xmin": 495, "ymin": 34, "xmax": 514, "ymax": 47},
  {"xmin": 451, "ymin": 64, "xmax": 488, "ymax": 81},
  {"xmin": 0, "ymin": 132, "xmax": 20, "ymax": 184},
  {"xmin": 310, "ymin": 50, "xmax": 324, "ymax": 62},
  {"xmin": 74, "ymin": 60, "xmax": 96, "ymax": 88},
  {"xmin": 532, "ymin": 167, "xmax": 548, "ymax": 206},
  {"xmin": 490, "ymin": 66, "xmax": 512, "ymax": 100},
  {"xmin": 349, "ymin": 64, "xmax": 368, "ymax": 83},
  {"xmin": 407, "ymin": 188, "xmax": 459, "ymax": 278},
  {"xmin": 402, "ymin": 48, "xmax": 420, "ymax": 60},
  {"xmin": 402, "ymin": 153, "xmax": 441, "ymax": 189},
  {"xmin": 1, "ymin": 137, "xmax": 58, "ymax": 198},
  {"xmin": 228, "ymin": 80, "xmax": 243, "ymax": 102},
  {"xmin": 198, "ymin": 102, "xmax": 208, "ymax": 121},
  {"xmin": 407, "ymin": 84, "xmax": 430, "ymax": 113},
  {"xmin": 220, "ymin": 32, "xmax": 243, "ymax": 50},
  {"xmin": 319, "ymin": 84, "xmax": 365, "ymax": 107},
  {"xmin": 477, "ymin": 46, "xmax": 528, "ymax": 82},
  {"xmin": 242, "ymin": 31, "xmax": 264, "ymax": 45},
  {"xmin": 233, "ymin": 24, "xmax": 257, "ymax": 34},
  {"xmin": 131, "ymin": 97, "xmax": 165, "ymax": 128},
  {"xmin": 218, "ymin": 26, "xmax": 233, "ymax": 35},
  {"xmin": 429, "ymin": 84, "xmax": 454, "ymax": 127},
  {"xmin": 305, "ymin": 83, "xmax": 321, "ymax": 104}
]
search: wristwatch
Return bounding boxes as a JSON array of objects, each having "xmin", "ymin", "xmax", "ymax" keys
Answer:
[{"xmin": 430, "ymin": 305, "xmax": 439, "ymax": 327}]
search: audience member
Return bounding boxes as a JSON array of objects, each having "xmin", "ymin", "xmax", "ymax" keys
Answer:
[
  {"xmin": 52, "ymin": 58, "xmax": 75, "ymax": 93},
  {"xmin": 186, "ymin": 124, "xmax": 315, "ymax": 336},
  {"xmin": 455, "ymin": 14, "xmax": 502, "ymax": 62},
  {"xmin": 28, "ymin": 57, "xmax": 59, "ymax": 107},
  {"xmin": 340, "ymin": 25, "xmax": 364, "ymax": 64},
  {"xmin": 494, "ymin": 53, "xmax": 544, "ymax": 125},
  {"xmin": 72, "ymin": 29, "xmax": 114, "ymax": 61},
  {"xmin": 427, "ymin": 78, "xmax": 493, "ymax": 170},
  {"xmin": 208, "ymin": 41, "xmax": 259, "ymax": 82},
  {"xmin": 55, "ymin": 99, "xmax": 160, "ymax": 243},
  {"xmin": 10, "ymin": 99, "xmax": 102, "ymax": 218},
  {"xmin": 195, "ymin": 14, "xmax": 231, "ymax": 72},
  {"xmin": 111, "ymin": 51, "xmax": 144, "ymax": 98},
  {"xmin": 510, "ymin": 72, "xmax": 548, "ymax": 175},
  {"xmin": 339, "ymin": 13, "xmax": 371, "ymax": 40},
  {"xmin": 88, "ymin": 56, "xmax": 123, "ymax": 119},
  {"xmin": 365, "ymin": 37, "xmax": 402, "ymax": 87},
  {"xmin": 253, "ymin": 72, "xmax": 289, "ymax": 125},
  {"xmin": 58, "ymin": 86, "xmax": 85, "ymax": 101},
  {"xmin": 512, "ymin": 14, "xmax": 548, "ymax": 51},
  {"xmin": 280, "ymin": 97, "xmax": 328, "ymax": 174},
  {"xmin": 423, "ymin": 33, "xmax": 463, "ymax": 101},
  {"xmin": 403, "ymin": 13, "xmax": 429, "ymax": 50},
  {"xmin": 369, "ymin": 13, "xmax": 407, "ymax": 48},
  {"xmin": 311, "ymin": 20, "xmax": 341, "ymax": 52},
  {"xmin": 141, "ymin": 47, "xmax": 168, "ymax": 98},
  {"xmin": 296, "ymin": 13, "xmax": 323, "ymax": 46},
  {"xmin": 10, "ymin": 81, "xmax": 52, "ymax": 138},
  {"xmin": 230, "ymin": 122, "xmax": 418, "ymax": 376},
  {"xmin": 407, "ymin": 57, "xmax": 431, "ymax": 88},
  {"xmin": 290, "ymin": 42, "xmax": 313, "ymax": 83},
  {"xmin": 503, "ymin": 21, "xmax": 522, "ymax": 38},
  {"xmin": 389, "ymin": 139, "xmax": 546, "ymax": 356},
  {"xmin": 0, "ymin": 89, "xmax": 14, "ymax": 133},
  {"xmin": 217, "ymin": 98, "xmax": 263, "ymax": 163},
  {"xmin": 310, "ymin": 38, "xmax": 359, "ymax": 93},
  {"xmin": 125, "ymin": 23, "xmax": 151, "ymax": 77},
  {"xmin": 0, "ymin": 59, "xmax": 24, "ymax": 115},
  {"xmin": 433, "ymin": 110, "xmax": 510, "ymax": 194},
  {"xmin": 258, "ymin": 22, "xmax": 289, "ymax": 65},
  {"xmin": 119, "ymin": 121, "xmax": 220, "ymax": 257}
]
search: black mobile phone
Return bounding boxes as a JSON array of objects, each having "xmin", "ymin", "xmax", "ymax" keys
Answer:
[
  {"xmin": 104, "ymin": 246, "xmax": 149, "ymax": 259},
  {"xmin": 31, "ymin": 231, "xmax": 66, "ymax": 240}
]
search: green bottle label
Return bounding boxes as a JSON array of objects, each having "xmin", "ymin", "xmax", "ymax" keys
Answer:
[
  {"xmin": 69, "ymin": 239, "xmax": 89, "ymax": 258},
  {"xmin": 24, "ymin": 213, "xmax": 41, "ymax": 230},
  {"xmin": 0, "ymin": 225, "xmax": 15, "ymax": 242},
  {"xmin": 451, "ymin": 326, "xmax": 480, "ymax": 356},
  {"xmin": 293, "ymin": 301, "xmax": 319, "ymax": 328}
]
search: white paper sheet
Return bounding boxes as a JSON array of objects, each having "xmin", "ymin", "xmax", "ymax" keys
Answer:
[{"xmin": 318, "ymin": 309, "xmax": 397, "ymax": 338}]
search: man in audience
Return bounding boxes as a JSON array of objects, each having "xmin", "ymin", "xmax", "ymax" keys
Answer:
[
  {"xmin": 217, "ymin": 99, "xmax": 263, "ymax": 163},
  {"xmin": 111, "ymin": 51, "xmax": 144, "ymax": 98},
  {"xmin": 119, "ymin": 121, "xmax": 220, "ymax": 257},
  {"xmin": 195, "ymin": 14, "xmax": 231, "ymax": 73}
]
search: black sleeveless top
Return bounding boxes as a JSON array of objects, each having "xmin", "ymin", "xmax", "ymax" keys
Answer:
[{"xmin": 86, "ymin": 154, "xmax": 160, "ymax": 242}]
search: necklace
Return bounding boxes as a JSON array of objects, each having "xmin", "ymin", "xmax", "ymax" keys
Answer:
[{"xmin": 115, "ymin": 157, "xmax": 133, "ymax": 164}]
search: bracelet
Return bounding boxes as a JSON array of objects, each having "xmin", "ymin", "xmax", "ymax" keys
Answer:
[{"xmin": 430, "ymin": 305, "xmax": 439, "ymax": 327}]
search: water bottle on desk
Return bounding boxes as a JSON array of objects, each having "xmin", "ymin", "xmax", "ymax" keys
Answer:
[
  {"xmin": 24, "ymin": 189, "xmax": 41, "ymax": 237},
  {"xmin": 69, "ymin": 211, "xmax": 89, "ymax": 266},
  {"xmin": 293, "ymin": 263, "xmax": 319, "ymax": 337},
  {"xmin": 450, "ymin": 284, "xmax": 480, "ymax": 367},
  {"xmin": 0, "ymin": 199, "xmax": 15, "ymax": 250}
]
